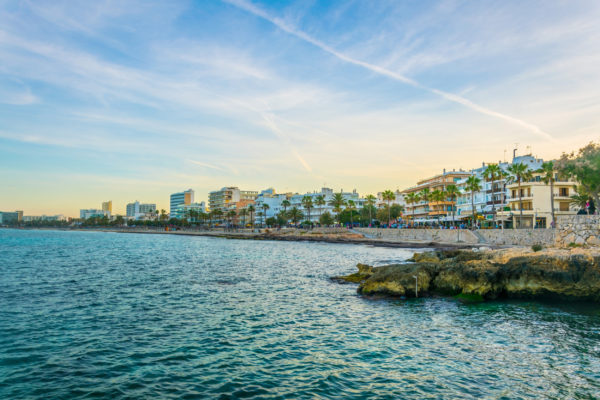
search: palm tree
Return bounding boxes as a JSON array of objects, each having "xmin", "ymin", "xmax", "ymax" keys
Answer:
[
  {"xmin": 431, "ymin": 189, "xmax": 446, "ymax": 226},
  {"xmin": 381, "ymin": 190, "xmax": 396, "ymax": 228},
  {"xmin": 247, "ymin": 205, "xmax": 255, "ymax": 229},
  {"xmin": 419, "ymin": 188, "xmax": 431, "ymax": 224},
  {"xmin": 570, "ymin": 191, "xmax": 591, "ymax": 214},
  {"xmin": 238, "ymin": 208, "xmax": 248, "ymax": 227},
  {"xmin": 507, "ymin": 162, "xmax": 533, "ymax": 228},
  {"xmin": 445, "ymin": 184, "xmax": 460, "ymax": 227},
  {"xmin": 329, "ymin": 192, "xmax": 346, "ymax": 222},
  {"xmin": 301, "ymin": 196, "xmax": 314, "ymax": 226},
  {"xmin": 261, "ymin": 204, "xmax": 270, "ymax": 227},
  {"xmin": 484, "ymin": 163, "xmax": 502, "ymax": 226},
  {"xmin": 538, "ymin": 161, "xmax": 557, "ymax": 228},
  {"xmin": 211, "ymin": 209, "xmax": 223, "ymax": 227},
  {"xmin": 465, "ymin": 176, "xmax": 482, "ymax": 229},
  {"xmin": 346, "ymin": 200, "xmax": 356, "ymax": 227},
  {"xmin": 160, "ymin": 209, "xmax": 167, "ymax": 222},
  {"xmin": 405, "ymin": 192, "xmax": 419, "ymax": 226},
  {"xmin": 287, "ymin": 207, "xmax": 304, "ymax": 226},
  {"xmin": 226, "ymin": 210, "xmax": 237, "ymax": 228},
  {"xmin": 365, "ymin": 194, "xmax": 376, "ymax": 226},
  {"xmin": 315, "ymin": 195, "xmax": 326, "ymax": 222},
  {"xmin": 281, "ymin": 199, "xmax": 290, "ymax": 214}
]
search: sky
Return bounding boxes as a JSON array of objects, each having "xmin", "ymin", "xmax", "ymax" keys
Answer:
[{"xmin": 1, "ymin": 0, "xmax": 599, "ymax": 217}]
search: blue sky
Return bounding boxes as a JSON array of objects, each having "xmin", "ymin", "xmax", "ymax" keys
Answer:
[{"xmin": 1, "ymin": 0, "xmax": 599, "ymax": 216}]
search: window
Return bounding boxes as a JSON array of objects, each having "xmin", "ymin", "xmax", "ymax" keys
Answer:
[
  {"xmin": 559, "ymin": 202, "xmax": 570, "ymax": 211},
  {"xmin": 559, "ymin": 188, "xmax": 569, "ymax": 197}
]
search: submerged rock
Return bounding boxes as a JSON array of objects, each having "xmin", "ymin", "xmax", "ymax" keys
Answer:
[{"xmin": 334, "ymin": 248, "xmax": 600, "ymax": 302}]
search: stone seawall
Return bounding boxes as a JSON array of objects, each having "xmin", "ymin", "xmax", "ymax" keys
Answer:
[
  {"xmin": 555, "ymin": 215, "xmax": 600, "ymax": 247},
  {"xmin": 477, "ymin": 229, "xmax": 556, "ymax": 246},
  {"xmin": 354, "ymin": 228, "xmax": 480, "ymax": 244}
]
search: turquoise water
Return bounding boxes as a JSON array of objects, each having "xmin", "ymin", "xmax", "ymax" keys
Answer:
[{"xmin": 1, "ymin": 229, "xmax": 599, "ymax": 399}]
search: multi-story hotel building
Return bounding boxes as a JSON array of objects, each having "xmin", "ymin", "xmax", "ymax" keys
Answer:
[
  {"xmin": 401, "ymin": 169, "xmax": 471, "ymax": 224},
  {"xmin": 170, "ymin": 189, "xmax": 194, "ymax": 216},
  {"xmin": 208, "ymin": 187, "xmax": 258, "ymax": 213},
  {"xmin": 126, "ymin": 201, "xmax": 156, "ymax": 219},
  {"xmin": 496, "ymin": 171, "xmax": 578, "ymax": 228},
  {"xmin": 102, "ymin": 201, "xmax": 112, "ymax": 214}
]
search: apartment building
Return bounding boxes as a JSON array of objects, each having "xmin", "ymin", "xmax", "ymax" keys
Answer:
[{"xmin": 401, "ymin": 169, "xmax": 471, "ymax": 224}]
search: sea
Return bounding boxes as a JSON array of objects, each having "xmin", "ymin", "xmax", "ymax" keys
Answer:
[{"xmin": 0, "ymin": 229, "xmax": 599, "ymax": 399}]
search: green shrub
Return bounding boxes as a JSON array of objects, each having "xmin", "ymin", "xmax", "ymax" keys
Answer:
[
  {"xmin": 531, "ymin": 244, "xmax": 543, "ymax": 252},
  {"xmin": 568, "ymin": 242, "xmax": 582, "ymax": 248}
]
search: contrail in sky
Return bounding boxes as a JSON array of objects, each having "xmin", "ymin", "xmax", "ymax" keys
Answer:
[{"xmin": 224, "ymin": 0, "xmax": 555, "ymax": 142}]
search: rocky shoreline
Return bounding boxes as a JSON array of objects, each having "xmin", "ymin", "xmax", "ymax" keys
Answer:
[{"xmin": 332, "ymin": 248, "xmax": 600, "ymax": 302}]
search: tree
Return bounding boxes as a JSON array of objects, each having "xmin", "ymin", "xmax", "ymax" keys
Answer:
[
  {"xmin": 381, "ymin": 190, "xmax": 396, "ymax": 228},
  {"xmin": 558, "ymin": 142, "xmax": 600, "ymax": 215},
  {"xmin": 261, "ymin": 204, "xmax": 270, "ymax": 227},
  {"xmin": 445, "ymin": 185, "xmax": 460, "ymax": 227},
  {"xmin": 315, "ymin": 195, "xmax": 326, "ymax": 222},
  {"xmin": 484, "ymin": 163, "xmax": 502, "ymax": 226},
  {"xmin": 328, "ymin": 192, "xmax": 346, "ymax": 222},
  {"xmin": 346, "ymin": 200, "xmax": 356, "ymax": 227},
  {"xmin": 160, "ymin": 209, "xmax": 168, "ymax": 222},
  {"xmin": 281, "ymin": 199, "xmax": 290, "ymax": 214},
  {"xmin": 430, "ymin": 189, "xmax": 445, "ymax": 225},
  {"xmin": 247, "ymin": 205, "xmax": 255, "ymax": 229},
  {"xmin": 238, "ymin": 208, "xmax": 248, "ymax": 227},
  {"xmin": 211, "ymin": 209, "xmax": 223, "ymax": 227},
  {"xmin": 227, "ymin": 210, "xmax": 237, "ymax": 227},
  {"xmin": 419, "ymin": 188, "xmax": 431, "ymax": 223},
  {"xmin": 287, "ymin": 207, "xmax": 304, "ymax": 225},
  {"xmin": 301, "ymin": 196, "xmax": 314, "ymax": 226},
  {"xmin": 405, "ymin": 192, "xmax": 420, "ymax": 225},
  {"xmin": 465, "ymin": 176, "xmax": 482, "ymax": 229},
  {"xmin": 507, "ymin": 162, "xmax": 533, "ymax": 228},
  {"xmin": 537, "ymin": 161, "xmax": 557, "ymax": 228},
  {"xmin": 319, "ymin": 211, "xmax": 334, "ymax": 226},
  {"xmin": 365, "ymin": 194, "xmax": 376, "ymax": 226},
  {"xmin": 570, "ymin": 191, "xmax": 591, "ymax": 215}
]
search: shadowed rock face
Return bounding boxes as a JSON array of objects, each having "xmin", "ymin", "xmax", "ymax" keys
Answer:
[{"xmin": 333, "ymin": 249, "xmax": 600, "ymax": 302}]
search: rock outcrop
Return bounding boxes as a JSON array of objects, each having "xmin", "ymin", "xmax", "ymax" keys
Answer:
[{"xmin": 333, "ymin": 248, "xmax": 600, "ymax": 302}]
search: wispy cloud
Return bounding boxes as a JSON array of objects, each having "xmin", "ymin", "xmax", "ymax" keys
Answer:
[{"xmin": 223, "ymin": 0, "xmax": 555, "ymax": 142}]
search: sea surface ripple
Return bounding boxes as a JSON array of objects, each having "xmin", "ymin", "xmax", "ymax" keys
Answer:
[{"xmin": 1, "ymin": 229, "xmax": 599, "ymax": 399}]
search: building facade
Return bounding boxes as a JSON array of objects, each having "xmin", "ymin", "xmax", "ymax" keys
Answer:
[
  {"xmin": 0, "ymin": 211, "xmax": 23, "ymax": 224},
  {"xmin": 496, "ymin": 172, "xmax": 579, "ymax": 228},
  {"xmin": 102, "ymin": 201, "xmax": 112, "ymax": 214},
  {"xmin": 208, "ymin": 187, "xmax": 258, "ymax": 213},
  {"xmin": 80, "ymin": 209, "xmax": 109, "ymax": 219},
  {"xmin": 402, "ymin": 169, "xmax": 471, "ymax": 224},
  {"xmin": 126, "ymin": 201, "xmax": 156, "ymax": 219},
  {"xmin": 170, "ymin": 189, "xmax": 195, "ymax": 216},
  {"xmin": 172, "ymin": 202, "xmax": 207, "ymax": 221}
]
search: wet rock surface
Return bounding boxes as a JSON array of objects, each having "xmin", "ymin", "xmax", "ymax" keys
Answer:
[{"xmin": 334, "ymin": 248, "xmax": 600, "ymax": 302}]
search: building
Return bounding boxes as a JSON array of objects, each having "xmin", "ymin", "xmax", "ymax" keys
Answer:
[
  {"xmin": 376, "ymin": 190, "xmax": 406, "ymax": 209},
  {"xmin": 173, "ymin": 202, "xmax": 207, "ymax": 221},
  {"xmin": 496, "ymin": 170, "xmax": 579, "ymax": 228},
  {"xmin": 456, "ymin": 154, "xmax": 544, "ymax": 226},
  {"xmin": 208, "ymin": 187, "xmax": 258, "ymax": 213},
  {"xmin": 102, "ymin": 201, "xmax": 112, "ymax": 214},
  {"xmin": 170, "ymin": 189, "xmax": 195, "ymax": 216},
  {"xmin": 126, "ymin": 201, "xmax": 156, "ymax": 219},
  {"xmin": 22, "ymin": 214, "xmax": 65, "ymax": 222},
  {"xmin": 252, "ymin": 189, "xmax": 293, "ymax": 225},
  {"xmin": 402, "ymin": 169, "xmax": 471, "ymax": 224},
  {"xmin": 0, "ymin": 210, "xmax": 23, "ymax": 224},
  {"xmin": 80, "ymin": 209, "xmax": 109, "ymax": 219},
  {"xmin": 288, "ymin": 188, "xmax": 365, "ymax": 224}
]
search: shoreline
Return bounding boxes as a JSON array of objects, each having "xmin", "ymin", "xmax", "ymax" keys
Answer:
[{"xmin": 3, "ymin": 226, "xmax": 484, "ymax": 250}]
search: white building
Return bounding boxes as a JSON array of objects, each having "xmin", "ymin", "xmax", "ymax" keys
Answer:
[
  {"xmin": 173, "ymin": 202, "xmax": 207, "ymax": 220},
  {"xmin": 290, "ymin": 188, "xmax": 365, "ymax": 223},
  {"xmin": 80, "ymin": 209, "xmax": 109, "ymax": 219},
  {"xmin": 456, "ymin": 154, "xmax": 544, "ymax": 225},
  {"xmin": 126, "ymin": 201, "xmax": 157, "ymax": 220}
]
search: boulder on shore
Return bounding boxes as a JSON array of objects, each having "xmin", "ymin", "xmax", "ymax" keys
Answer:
[{"xmin": 333, "ymin": 248, "xmax": 600, "ymax": 302}]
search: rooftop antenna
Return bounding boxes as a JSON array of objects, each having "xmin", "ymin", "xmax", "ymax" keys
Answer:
[
  {"xmin": 513, "ymin": 143, "xmax": 519, "ymax": 160},
  {"xmin": 503, "ymin": 149, "xmax": 507, "ymax": 163},
  {"xmin": 526, "ymin": 145, "xmax": 531, "ymax": 155}
]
